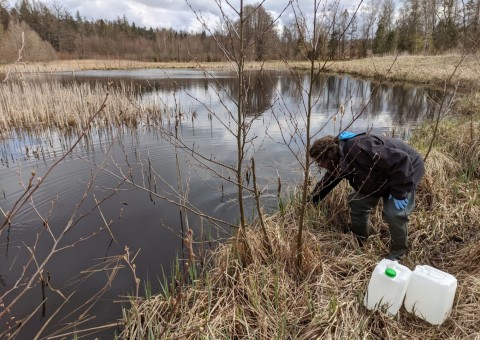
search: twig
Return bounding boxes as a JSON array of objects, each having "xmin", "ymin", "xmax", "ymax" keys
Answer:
[
  {"xmin": 2, "ymin": 31, "xmax": 25, "ymax": 83},
  {"xmin": 251, "ymin": 157, "xmax": 273, "ymax": 254}
]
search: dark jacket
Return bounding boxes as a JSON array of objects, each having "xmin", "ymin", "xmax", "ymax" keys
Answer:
[{"xmin": 309, "ymin": 133, "xmax": 425, "ymax": 204}]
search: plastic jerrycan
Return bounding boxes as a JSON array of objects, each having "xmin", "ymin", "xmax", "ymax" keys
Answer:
[
  {"xmin": 364, "ymin": 259, "xmax": 412, "ymax": 315},
  {"xmin": 404, "ymin": 265, "xmax": 457, "ymax": 325}
]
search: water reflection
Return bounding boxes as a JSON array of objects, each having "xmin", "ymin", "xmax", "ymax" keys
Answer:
[
  {"xmin": 0, "ymin": 69, "xmax": 446, "ymax": 338},
  {"xmin": 47, "ymin": 69, "xmax": 439, "ymax": 133}
]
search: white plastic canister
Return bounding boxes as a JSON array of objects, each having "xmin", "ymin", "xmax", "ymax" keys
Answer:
[
  {"xmin": 404, "ymin": 265, "xmax": 457, "ymax": 325},
  {"xmin": 364, "ymin": 259, "xmax": 412, "ymax": 315}
]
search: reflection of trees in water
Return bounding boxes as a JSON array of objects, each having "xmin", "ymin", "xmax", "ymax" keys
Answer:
[
  {"xmin": 373, "ymin": 85, "xmax": 449, "ymax": 125},
  {"xmin": 383, "ymin": 85, "xmax": 426, "ymax": 124},
  {"xmin": 51, "ymin": 71, "xmax": 442, "ymax": 125},
  {"xmin": 274, "ymin": 72, "xmax": 429, "ymax": 126},
  {"xmin": 276, "ymin": 72, "xmax": 302, "ymax": 101},
  {"xmin": 245, "ymin": 74, "xmax": 275, "ymax": 116},
  {"xmin": 219, "ymin": 71, "xmax": 276, "ymax": 116},
  {"xmin": 57, "ymin": 72, "xmax": 276, "ymax": 117},
  {"xmin": 422, "ymin": 88, "xmax": 452, "ymax": 121}
]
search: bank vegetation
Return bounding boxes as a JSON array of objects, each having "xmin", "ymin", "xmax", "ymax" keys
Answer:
[{"xmin": 1, "ymin": 53, "xmax": 480, "ymax": 90}]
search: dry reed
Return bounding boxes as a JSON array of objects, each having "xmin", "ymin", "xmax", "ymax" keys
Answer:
[
  {"xmin": 120, "ymin": 113, "xmax": 480, "ymax": 339},
  {"xmin": 0, "ymin": 80, "xmax": 164, "ymax": 133}
]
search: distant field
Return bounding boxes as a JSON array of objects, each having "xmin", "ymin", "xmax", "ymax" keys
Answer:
[{"xmin": 1, "ymin": 54, "xmax": 479, "ymax": 89}]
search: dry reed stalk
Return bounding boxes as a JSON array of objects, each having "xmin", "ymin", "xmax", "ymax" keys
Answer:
[{"xmin": 121, "ymin": 203, "xmax": 478, "ymax": 338}]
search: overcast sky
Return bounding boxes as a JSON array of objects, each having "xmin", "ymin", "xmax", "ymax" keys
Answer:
[{"xmin": 5, "ymin": 0, "xmax": 365, "ymax": 32}]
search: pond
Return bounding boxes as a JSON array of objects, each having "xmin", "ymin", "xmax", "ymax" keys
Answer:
[{"xmin": 0, "ymin": 69, "xmax": 439, "ymax": 338}]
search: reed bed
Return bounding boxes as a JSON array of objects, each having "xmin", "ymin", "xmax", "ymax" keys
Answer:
[
  {"xmin": 120, "ymin": 113, "xmax": 480, "ymax": 339},
  {"xmin": 0, "ymin": 80, "xmax": 165, "ymax": 133}
]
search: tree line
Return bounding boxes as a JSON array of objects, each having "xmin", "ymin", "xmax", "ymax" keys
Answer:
[{"xmin": 0, "ymin": 0, "xmax": 479, "ymax": 63}]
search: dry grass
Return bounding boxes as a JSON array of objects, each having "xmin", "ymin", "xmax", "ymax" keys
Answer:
[
  {"xmin": 120, "ymin": 114, "xmax": 480, "ymax": 339},
  {"xmin": 0, "ymin": 59, "xmax": 295, "ymax": 75},
  {"xmin": 2, "ymin": 54, "xmax": 480, "ymax": 89},
  {"xmin": 324, "ymin": 54, "xmax": 480, "ymax": 90},
  {"xmin": 0, "ymin": 59, "xmax": 189, "ymax": 73},
  {"xmin": 411, "ymin": 111, "xmax": 480, "ymax": 180},
  {"xmin": 0, "ymin": 81, "xmax": 165, "ymax": 133},
  {"xmin": 453, "ymin": 91, "xmax": 480, "ymax": 117}
]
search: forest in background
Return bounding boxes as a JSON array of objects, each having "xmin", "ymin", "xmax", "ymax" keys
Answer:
[{"xmin": 0, "ymin": 0, "xmax": 479, "ymax": 63}]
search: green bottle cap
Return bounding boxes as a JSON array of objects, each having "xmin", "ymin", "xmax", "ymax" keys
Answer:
[{"xmin": 385, "ymin": 268, "xmax": 397, "ymax": 278}]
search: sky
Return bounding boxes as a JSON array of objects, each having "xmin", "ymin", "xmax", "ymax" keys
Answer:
[{"xmin": 4, "ymin": 0, "xmax": 364, "ymax": 33}]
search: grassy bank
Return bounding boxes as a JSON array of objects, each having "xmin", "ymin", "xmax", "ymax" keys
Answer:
[
  {"xmin": 324, "ymin": 54, "xmax": 480, "ymax": 90},
  {"xmin": 120, "ymin": 112, "xmax": 479, "ymax": 338},
  {"xmin": 1, "ymin": 54, "xmax": 480, "ymax": 89}
]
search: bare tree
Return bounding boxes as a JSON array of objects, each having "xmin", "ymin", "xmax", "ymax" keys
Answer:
[
  {"xmin": 276, "ymin": 0, "xmax": 366, "ymax": 268},
  {"xmin": 242, "ymin": 4, "xmax": 279, "ymax": 61},
  {"xmin": 359, "ymin": 0, "xmax": 379, "ymax": 57},
  {"xmin": 420, "ymin": 0, "xmax": 438, "ymax": 53},
  {"xmin": 180, "ymin": 1, "xmax": 289, "ymax": 240}
]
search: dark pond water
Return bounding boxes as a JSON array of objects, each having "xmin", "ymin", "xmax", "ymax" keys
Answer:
[{"xmin": 0, "ymin": 69, "xmax": 440, "ymax": 338}]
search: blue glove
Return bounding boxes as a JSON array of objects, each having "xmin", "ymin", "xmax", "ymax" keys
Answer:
[
  {"xmin": 338, "ymin": 131, "xmax": 358, "ymax": 140},
  {"xmin": 389, "ymin": 194, "xmax": 409, "ymax": 210}
]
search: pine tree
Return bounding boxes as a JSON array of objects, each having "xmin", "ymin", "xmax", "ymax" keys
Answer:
[
  {"xmin": 373, "ymin": 21, "xmax": 387, "ymax": 54},
  {"xmin": 373, "ymin": 0, "xmax": 396, "ymax": 54}
]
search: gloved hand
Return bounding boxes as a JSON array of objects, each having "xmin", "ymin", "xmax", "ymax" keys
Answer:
[
  {"xmin": 389, "ymin": 194, "xmax": 409, "ymax": 210},
  {"xmin": 338, "ymin": 131, "xmax": 358, "ymax": 140}
]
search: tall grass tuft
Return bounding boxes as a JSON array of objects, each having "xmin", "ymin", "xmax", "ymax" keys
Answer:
[{"xmin": 411, "ymin": 111, "xmax": 480, "ymax": 180}]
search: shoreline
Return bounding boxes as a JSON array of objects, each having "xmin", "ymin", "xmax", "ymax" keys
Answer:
[{"xmin": 1, "ymin": 54, "xmax": 479, "ymax": 90}]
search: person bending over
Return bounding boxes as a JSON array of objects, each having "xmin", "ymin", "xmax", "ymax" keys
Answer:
[{"xmin": 308, "ymin": 131, "xmax": 425, "ymax": 260}]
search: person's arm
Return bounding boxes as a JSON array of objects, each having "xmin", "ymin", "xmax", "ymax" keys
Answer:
[{"xmin": 308, "ymin": 172, "xmax": 343, "ymax": 205}]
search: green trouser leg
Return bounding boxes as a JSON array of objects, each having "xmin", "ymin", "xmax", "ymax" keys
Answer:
[
  {"xmin": 348, "ymin": 191, "xmax": 380, "ymax": 239},
  {"xmin": 349, "ymin": 190, "xmax": 415, "ymax": 253},
  {"xmin": 382, "ymin": 190, "xmax": 415, "ymax": 253}
]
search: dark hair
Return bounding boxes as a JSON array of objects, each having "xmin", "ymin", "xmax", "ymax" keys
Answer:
[{"xmin": 310, "ymin": 136, "xmax": 340, "ymax": 167}]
